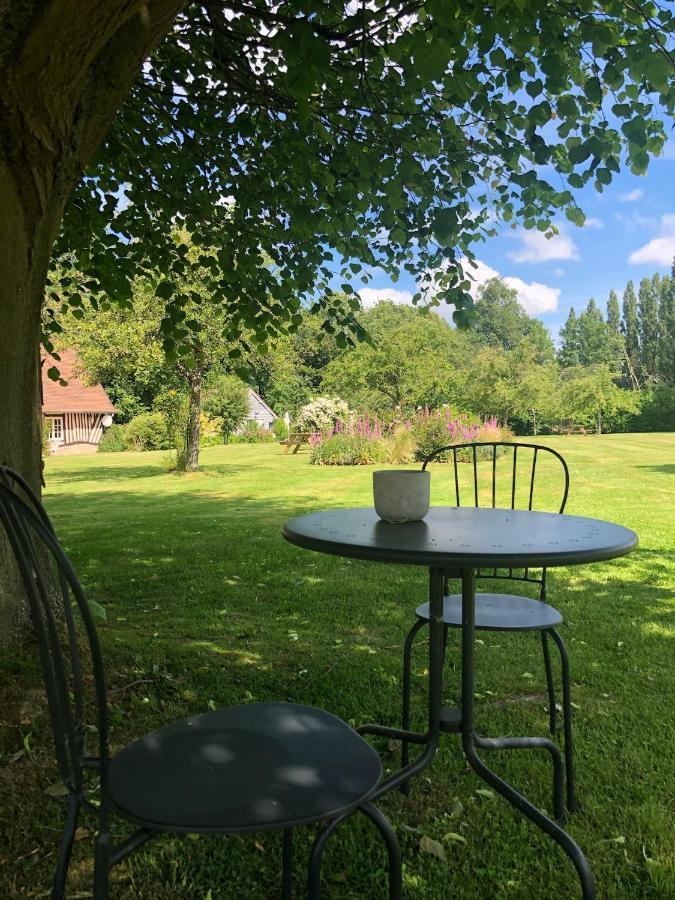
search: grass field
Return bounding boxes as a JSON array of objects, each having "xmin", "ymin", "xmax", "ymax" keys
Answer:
[{"xmin": 1, "ymin": 434, "xmax": 673, "ymax": 899}]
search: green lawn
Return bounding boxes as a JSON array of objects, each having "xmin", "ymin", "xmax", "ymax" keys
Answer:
[{"xmin": 1, "ymin": 435, "xmax": 674, "ymax": 899}]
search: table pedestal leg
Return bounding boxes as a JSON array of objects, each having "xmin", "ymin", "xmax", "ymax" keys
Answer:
[{"xmin": 459, "ymin": 567, "xmax": 596, "ymax": 900}]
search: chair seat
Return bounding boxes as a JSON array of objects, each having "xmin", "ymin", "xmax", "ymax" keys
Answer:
[
  {"xmin": 415, "ymin": 593, "xmax": 563, "ymax": 632},
  {"xmin": 109, "ymin": 702, "xmax": 381, "ymax": 833}
]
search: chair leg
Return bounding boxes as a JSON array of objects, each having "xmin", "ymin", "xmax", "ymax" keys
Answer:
[
  {"xmin": 93, "ymin": 831, "xmax": 111, "ymax": 900},
  {"xmin": 307, "ymin": 817, "xmax": 344, "ymax": 900},
  {"xmin": 541, "ymin": 631, "xmax": 557, "ymax": 735},
  {"xmin": 549, "ymin": 628, "xmax": 576, "ymax": 813},
  {"xmin": 51, "ymin": 795, "xmax": 78, "ymax": 899},
  {"xmin": 282, "ymin": 829, "xmax": 293, "ymax": 900},
  {"xmin": 361, "ymin": 803, "xmax": 402, "ymax": 900},
  {"xmin": 307, "ymin": 805, "xmax": 401, "ymax": 900},
  {"xmin": 401, "ymin": 617, "xmax": 427, "ymax": 792}
]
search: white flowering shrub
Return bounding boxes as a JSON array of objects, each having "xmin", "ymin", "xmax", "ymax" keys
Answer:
[{"xmin": 296, "ymin": 397, "xmax": 351, "ymax": 432}]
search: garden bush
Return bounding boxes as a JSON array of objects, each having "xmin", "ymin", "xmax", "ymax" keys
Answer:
[
  {"xmin": 200, "ymin": 414, "xmax": 224, "ymax": 447},
  {"xmin": 273, "ymin": 418, "xmax": 289, "ymax": 441},
  {"xmin": 203, "ymin": 375, "xmax": 249, "ymax": 441},
  {"xmin": 383, "ymin": 424, "xmax": 417, "ymax": 464},
  {"xmin": 297, "ymin": 396, "xmax": 351, "ymax": 432},
  {"xmin": 124, "ymin": 412, "xmax": 171, "ymax": 451},
  {"xmin": 307, "ymin": 408, "xmax": 510, "ymax": 465},
  {"xmin": 231, "ymin": 421, "xmax": 276, "ymax": 443},
  {"xmin": 310, "ymin": 433, "xmax": 388, "ymax": 465},
  {"xmin": 98, "ymin": 424, "xmax": 126, "ymax": 452},
  {"xmin": 412, "ymin": 409, "xmax": 480, "ymax": 461},
  {"xmin": 630, "ymin": 386, "xmax": 675, "ymax": 432}
]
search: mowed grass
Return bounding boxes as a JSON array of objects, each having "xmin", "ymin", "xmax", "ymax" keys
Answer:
[{"xmin": 0, "ymin": 434, "xmax": 673, "ymax": 899}]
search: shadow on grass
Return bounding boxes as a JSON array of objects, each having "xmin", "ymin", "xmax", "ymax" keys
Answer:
[
  {"xmin": 635, "ymin": 463, "xmax": 675, "ymax": 475},
  {"xmin": 45, "ymin": 462, "xmax": 256, "ymax": 485}
]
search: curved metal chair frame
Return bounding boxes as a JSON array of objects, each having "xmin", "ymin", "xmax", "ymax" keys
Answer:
[
  {"xmin": 0, "ymin": 467, "xmax": 401, "ymax": 900},
  {"xmin": 400, "ymin": 442, "xmax": 576, "ymax": 815}
]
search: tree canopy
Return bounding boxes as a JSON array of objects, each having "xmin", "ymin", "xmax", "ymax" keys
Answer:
[
  {"xmin": 472, "ymin": 278, "xmax": 555, "ymax": 360},
  {"xmin": 52, "ymin": 0, "xmax": 675, "ymax": 361}
]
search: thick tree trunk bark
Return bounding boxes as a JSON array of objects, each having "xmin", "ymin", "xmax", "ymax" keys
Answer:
[
  {"xmin": 0, "ymin": 160, "xmax": 64, "ymax": 636},
  {"xmin": 185, "ymin": 370, "xmax": 202, "ymax": 471},
  {"xmin": 0, "ymin": 0, "xmax": 186, "ymax": 643}
]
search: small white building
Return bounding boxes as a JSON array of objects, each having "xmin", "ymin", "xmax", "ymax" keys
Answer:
[{"xmin": 245, "ymin": 388, "xmax": 277, "ymax": 430}]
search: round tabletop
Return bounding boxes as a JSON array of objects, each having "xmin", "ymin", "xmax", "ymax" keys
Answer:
[{"xmin": 282, "ymin": 506, "xmax": 638, "ymax": 569}]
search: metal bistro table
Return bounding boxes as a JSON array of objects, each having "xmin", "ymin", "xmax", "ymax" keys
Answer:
[{"xmin": 282, "ymin": 506, "xmax": 638, "ymax": 899}]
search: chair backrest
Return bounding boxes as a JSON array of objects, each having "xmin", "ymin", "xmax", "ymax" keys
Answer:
[
  {"xmin": 0, "ymin": 467, "xmax": 108, "ymax": 803},
  {"xmin": 421, "ymin": 442, "xmax": 569, "ymax": 588}
]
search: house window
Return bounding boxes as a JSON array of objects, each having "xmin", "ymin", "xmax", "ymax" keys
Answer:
[{"xmin": 46, "ymin": 416, "xmax": 63, "ymax": 442}]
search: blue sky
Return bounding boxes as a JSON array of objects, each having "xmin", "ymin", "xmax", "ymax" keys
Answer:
[{"xmin": 358, "ymin": 139, "xmax": 675, "ymax": 341}]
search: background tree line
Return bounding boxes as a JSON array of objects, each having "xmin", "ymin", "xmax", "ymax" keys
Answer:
[{"xmin": 56, "ymin": 255, "xmax": 675, "ymax": 461}]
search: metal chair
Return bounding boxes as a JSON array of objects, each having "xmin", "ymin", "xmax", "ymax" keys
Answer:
[
  {"xmin": 400, "ymin": 442, "xmax": 576, "ymax": 815},
  {"xmin": 0, "ymin": 467, "xmax": 401, "ymax": 900}
]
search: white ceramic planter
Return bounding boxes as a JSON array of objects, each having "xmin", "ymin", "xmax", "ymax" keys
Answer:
[{"xmin": 373, "ymin": 470, "xmax": 431, "ymax": 523}]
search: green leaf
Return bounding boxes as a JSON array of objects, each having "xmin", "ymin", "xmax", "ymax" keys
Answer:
[
  {"xmin": 584, "ymin": 76, "xmax": 603, "ymax": 104},
  {"xmin": 565, "ymin": 206, "xmax": 586, "ymax": 227},
  {"xmin": 431, "ymin": 207, "xmax": 457, "ymax": 244},
  {"xmin": 443, "ymin": 831, "xmax": 467, "ymax": 844},
  {"xmin": 87, "ymin": 598, "xmax": 107, "ymax": 623},
  {"xmin": 155, "ymin": 281, "xmax": 173, "ymax": 300},
  {"xmin": 526, "ymin": 78, "xmax": 543, "ymax": 98},
  {"xmin": 416, "ymin": 39, "xmax": 451, "ymax": 82}
]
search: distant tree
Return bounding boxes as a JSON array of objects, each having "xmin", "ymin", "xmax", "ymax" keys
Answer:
[
  {"xmin": 54, "ymin": 235, "xmax": 239, "ymax": 471},
  {"xmin": 558, "ymin": 307, "xmax": 580, "ymax": 368},
  {"xmin": 203, "ymin": 376, "xmax": 250, "ymax": 442},
  {"xmin": 245, "ymin": 306, "xmax": 346, "ymax": 416},
  {"xmin": 321, "ymin": 303, "xmax": 470, "ymax": 414},
  {"xmin": 657, "ymin": 262, "xmax": 675, "ymax": 384},
  {"xmin": 607, "ymin": 290, "xmax": 621, "ymax": 335},
  {"xmin": 638, "ymin": 276, "xmax": 660, "ymax": 381},
  {"xmin": 472, "ymin": 278, "xmax": 555, "ymax": 362},
  {"xmin": 559, "ymin": 366, "xmax": 638, "ymax": 434},
  {"xmin": 577, "ymin": 298, "xmax": 622, "ymax": 369},
  {"xmin": 464, "ymin": 339, "xmax": 557, "ymax": 430},
  {"xmin": 621, "ymin": 281, "xmax": 641, "ymax": 384}
]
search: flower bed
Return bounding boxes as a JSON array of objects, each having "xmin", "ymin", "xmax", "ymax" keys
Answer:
[{"xmin": 309, "ymin": 409, "xmax": 512, "ymax": 466}]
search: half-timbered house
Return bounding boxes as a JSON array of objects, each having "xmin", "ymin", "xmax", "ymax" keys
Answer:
[{"xmin": 42, "ymin": 350, "xmax": 116, "ymax": 454}]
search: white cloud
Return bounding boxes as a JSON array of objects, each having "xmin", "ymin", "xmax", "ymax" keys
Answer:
[
  {"xmin": 629, "ymin": 214, "xmax": 675, "ymax": 266},
  {"xmin": 619, "ymin": 188, "xmax": 644, "ymax": 202},
  {"xmin": 462, "ymin": 258, "xmax": 560, "ymax": 315},
  {"xmin": 358, "ymin": 287, "xmax": 414, "ymax": 308},
  {"xmin": 507, "ymin": 226, "xmax": 579, "ymax": 263},
  {"xmin": 584, "ymin": 217, "xmax": 603, "ymax": 229},
  {"xmin": 614, "ymin": 210, "xmax": 659, "ymax": 232}
]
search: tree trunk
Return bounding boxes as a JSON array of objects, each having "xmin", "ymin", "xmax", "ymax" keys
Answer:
[
  {"xmin": 0, "ymin": 161, "xmax": 65, "ymax": 637},
  {"xmin": 185, "ymin": 370, "xmax": 202, "ymax": 471},
  {"xmin": 0, "ymin": 0, "xmax": 186, "ymax": 644},
  {"xmin": 597, "ymin": 408, "xmax": 602, "ymax": 435}
]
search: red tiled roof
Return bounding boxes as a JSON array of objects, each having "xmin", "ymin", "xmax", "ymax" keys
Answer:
[{"xmin": 41, "ymin": 349, "xmax": 116, "ymax": 414}]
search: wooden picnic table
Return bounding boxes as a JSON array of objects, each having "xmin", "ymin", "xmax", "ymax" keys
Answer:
[{"xmin": 280, "ymin": 432, "xmax": 312, "ymax": 454}]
